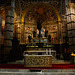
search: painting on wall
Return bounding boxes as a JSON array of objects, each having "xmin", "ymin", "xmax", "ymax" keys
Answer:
[
  {"xmin": 25, "ymin": 26, "xmax": 33, "ymax": 33},
  {"xmin": 24, "ymin": 26, "xmax": 33, "ymax": 44},
  {"xmin": 62, "ymin": 25, "xmax": 66, "ymax": 32},
  {"xmin": 48, "ymin": 25, "xmax": 57, "ymax": 32},
  {"xmin": 25, "ymin": 5, "xmax": 57, "ymax": 23},
  {"xmin": 24, "ymin": 5, "xmax": 58, "ymax": 44},
  {"xmin": 1, "ymin": 20, "xmax": 5, "ymax": 44}
]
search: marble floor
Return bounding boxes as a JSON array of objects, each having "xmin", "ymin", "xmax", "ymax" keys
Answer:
[
  {"xmin": 0, "ymin": 69, "xmax": 75, "ymax": 75},
  {"xmin": 1, "ymin": 58, "xmax": 74, "ymax": 75}
]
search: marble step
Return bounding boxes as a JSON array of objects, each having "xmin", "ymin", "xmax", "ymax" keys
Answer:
[{"xmin": 0, "ymin": 69, "xmax": 75, "ymax": 75}]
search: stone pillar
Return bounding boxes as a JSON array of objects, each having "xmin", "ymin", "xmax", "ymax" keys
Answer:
[
  {"xmin": 66, "ymin": 3, "xmax": 75, "ymax": 52},
  {"xmin": 58, "ymin": 21, "xmax": 62, "ymax": 44},
  {"xmin": 66, "ymin": 3, "xmax": 75, "ymax": 64},
  {"xmin": 57, "ymin": 21, "xmax": 63, "ymax": 58},
  {"xmin": 62, "ymin": 16, "xmax": 67, "ymax": 44},
  {"xmin": 3, "ymin": 0, "xmax": 15, "ymax": 62},
  {"xmin": 21, "ymin": 22, "xmax": 25, "ymax": 44},
  {"xmin": 0, "ymin": 17, "xmax": 2, "ymax": 63}
]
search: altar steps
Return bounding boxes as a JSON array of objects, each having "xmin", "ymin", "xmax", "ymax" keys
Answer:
[
  {"xmin": 7, "ymin": 59, "xmax": 24, "ymax": 64},
  {"xmin": 7, "ymin": 53, "xmax": 70, "ymax": 64},
  {"xmin": 7, "ymin": 58, "xmax": 70, "ymax": 64},
  {"xmin": 0, "ymin": 69, "xmax": 75, "ymax": 75}
]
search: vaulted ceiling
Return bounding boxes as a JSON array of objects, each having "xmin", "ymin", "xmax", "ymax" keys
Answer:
[
  {"xmin": 25, "ymin": 5, "xmax": 57, "ymax": 23},
  {"xmin": 0, "ymin": 0, "xmax": 74, "ymax": 20}
]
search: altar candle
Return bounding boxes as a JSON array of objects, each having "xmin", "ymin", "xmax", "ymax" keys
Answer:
[
  {"xmin": 49, "ymin": 49, "xmax": 51, "ymax": 55},
  {"xmin": 46, "ymin": 49, "xmax": 48, "ymax": 55}
]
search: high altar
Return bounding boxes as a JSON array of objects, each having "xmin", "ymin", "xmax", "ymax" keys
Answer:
[
  {"xmin": 23, "ymin": 6, "xmax": 58, "ymax": 67},
  {"xmin": 23, "ymin": 46, "xmax": 55, "ymax": 67},
  {"xmin": 23, "ymin": 19, "xmax": 55, "ymax": 67},
  {"xmin": 24, "ymin": 50, "xmax": 52, "ymax": 67}
]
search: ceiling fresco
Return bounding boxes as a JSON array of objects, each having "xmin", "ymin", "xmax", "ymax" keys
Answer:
[
  {"xmin": 25, "ymin": 5, "xmax": 58, "ymax": 23},
  {"xmin": 21, "ymin": 0, "xmax": 60, "ymax": 11}
]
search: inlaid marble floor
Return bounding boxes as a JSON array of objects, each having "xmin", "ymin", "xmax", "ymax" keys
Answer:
[
  {"xmin": 0, "ymin": 69, "xmax": 75, "ymax": 75},
  {"xmin": 4, "ymin": 58, "xmax": 74, "ymax": 75}
]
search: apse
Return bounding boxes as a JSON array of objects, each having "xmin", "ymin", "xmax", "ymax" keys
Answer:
[{"xmin": 24, "ymin": 5, "xmax": 58, "ymax": 23}]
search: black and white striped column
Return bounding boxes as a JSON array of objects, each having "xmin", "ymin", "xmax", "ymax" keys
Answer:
[
  {"xmin": 66, "ymin": 3, "xmax": 75, "ymax": 51},
  {"xmin": 3, "ymin": 0, "xmax": 15, "ymax": 56}
]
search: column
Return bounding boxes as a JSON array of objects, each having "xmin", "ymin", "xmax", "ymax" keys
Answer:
[
  {"xmin": 66, "ymin": 3, "xmax": 75, "ymax": 51},
  {"xmin": 58, "ymin": 21, "xmax": 63, "ymax": 58},
  {"xmin": 0, "ymin": 17, "xmax": 2, "ymax": 63},
  {"xmin": 3, "ymin": 0, "xmax": 15, "ymax": 61},
  {"xmin": 57, "ymin": 21, "xmax": 62, "ymax": 43},
  {"xmin": 15, "ymin": 22, "xmax": 21, "ymax": 41},
  {"xmin": 62, "ymin": 16, "xmax": 67, "ymax": 44},
  {"xmin": 15, "ymin": 16, "xmax": 21, "ymax": 41},
  {"xmin": 21, "ymin": 22, "xmax": 25, "ymax": 44}
]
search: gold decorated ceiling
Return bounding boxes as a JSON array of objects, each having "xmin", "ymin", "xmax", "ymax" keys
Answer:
[
  {"xmin": 0, "ymin": 0, "xmax": 66, "ymax": 20},
  {"xmin": 25, "ymin": 5, "xmax": 57, "ymax": 23}
]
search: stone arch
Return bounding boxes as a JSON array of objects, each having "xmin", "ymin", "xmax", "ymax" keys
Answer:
[
  {"xmin": 21, "ymin": 3, "xmax": 61, "ymax": 22},
  {"xmin": 20, "ymin": 3, "xmax": 61, "ymax": 44}
]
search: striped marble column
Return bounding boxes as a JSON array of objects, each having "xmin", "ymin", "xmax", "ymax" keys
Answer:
[
  {"xmin": 3, "ymin": 0, "xmax": 15, "ymax": 60},
  {"xmin": 66, "ymin": 3, "xmax": 75, "ymax": 51}
]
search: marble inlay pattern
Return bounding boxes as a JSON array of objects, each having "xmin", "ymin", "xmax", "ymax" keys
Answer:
[
  {"xmin": 25, "ymin": 56, "xmax": 51, "ymax": 67},
  {"xmin": 0, "ymin": 69, "xmax": 75, "ymax": 75}
]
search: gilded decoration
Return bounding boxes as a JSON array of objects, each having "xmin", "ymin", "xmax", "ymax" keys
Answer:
[
  {"xmin": 67, "ymin": 3, "xmax": 75, "ymax": 9},
  {"xmin": 24, "ymin": 56, "xmax": 52, "ymax": 67},
  {"xmin": 21, "ymin": 3, "xmax": 61, "ymax": 23},
  {"xmin": 21, "ymin": 0, "xmax": 60, "ymax": 10},
  {"xmin": 20, "ymin": 3, "xmax": 61, "ymax": 44},
  {"xmin": 15, "ymin": 1, "xmax": 62, "ymax": 44},
  {"xmin": 25, "ymin": 5, "xmax": 57, "ymax": 23}
]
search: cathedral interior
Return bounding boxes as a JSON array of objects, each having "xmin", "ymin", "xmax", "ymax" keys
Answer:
[{"xmin": 0, "ymin": 0, "xmax": 75, "ymax": 65}]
